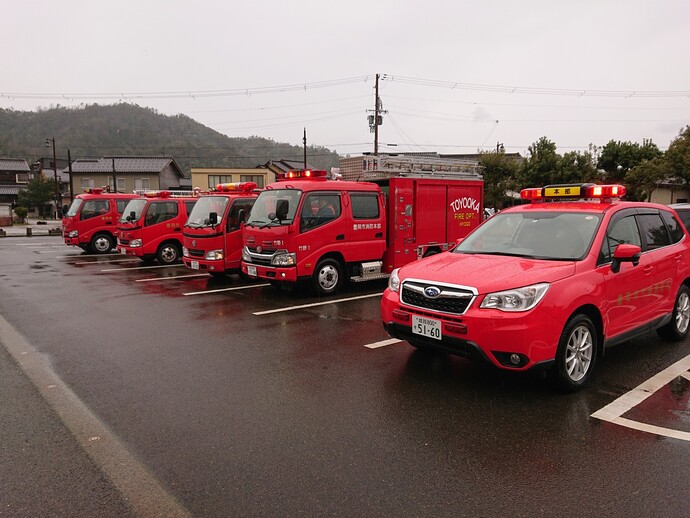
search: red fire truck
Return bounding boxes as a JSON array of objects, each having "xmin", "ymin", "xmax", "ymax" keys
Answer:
[
  {"xmin": 62, "ymin": 187, "xmax": 139, "ymax": 254},
  {"xmin": 181, "ymin": 182, "xmax": 259, "ymax": 277},
  {"xmin": 117, "ymin": 191, "xmax": 198, "ymax": 264},
  {"xmin": 241, "ymin": 168, "xmax": 484, "ymax": 295}
]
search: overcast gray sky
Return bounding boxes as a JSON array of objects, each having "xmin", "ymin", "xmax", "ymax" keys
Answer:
[{"xmin": 3, "ymin": 0, "xmax": 689, "ymax": 157}]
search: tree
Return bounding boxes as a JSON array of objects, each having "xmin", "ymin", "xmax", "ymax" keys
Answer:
[
  {"xmin": 14, "ymin": 206, "xmax": 28, "ymax": 224},
  {"xmin": 664, "ymin": 126, "xmax": 690, "ymax": 185},
  {"xmin": 597, "ymin": 139, "xmax": 662, "ymax": 182},
  {"xmin": 626, "ymin": 158, "xmax": 667, "ymax": 201},
  {"xmin": 519, "ymin": 137, "xmax": 562, "ymax": 186},
  {"xmin": 17, "ymin": 174, "xmax": 55, "ymax": 218},
  {"xmin": 478, "ymin": 150, "xmax": 520, "ymax": 209}
]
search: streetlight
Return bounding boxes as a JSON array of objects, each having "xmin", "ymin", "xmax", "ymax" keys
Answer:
[{"xmin": 45, "ymin": 137, "xmax": 60, "ymax": 219}]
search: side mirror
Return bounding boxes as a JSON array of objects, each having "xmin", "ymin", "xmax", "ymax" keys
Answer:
[
  {"xmin": 238, "ymin": 208, "xmax": 246, "ymax": 224},
  {"xmin": 61, "ymin": 205, "xmax": 69, "ymax": 217},
  {"xmin": 276, "ymin": 199, "xmax": 289, "ymax": 221},
  {"xmin": 209, "ymin": 212, "xmax": 218, "ymax": 226},
  {"xmin": 128, "ymin": 210, "xmax": 136, "ymax": 222},
  {"xmin": 611, "ymin": 243, "xmax": 641, "ymax": 273}
]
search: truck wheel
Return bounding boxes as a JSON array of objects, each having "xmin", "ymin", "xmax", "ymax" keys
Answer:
[
  {"xmin": 90, "ymin": 233, "xmax": 114, "ymax": 254},
  {"xmin": 551, "ymin": 314, "xmax": 597, "ymax": 393},
  {"xmin": 157, "ymin": 242, "xmax": 181, "ymax": 265},
  {"xmin": 657, "ymin": 284, "xmax": 690, "ymax": 341},
  {"xmin": 312, "ymin": 258, "xmax": 343, "ymax": 296}
]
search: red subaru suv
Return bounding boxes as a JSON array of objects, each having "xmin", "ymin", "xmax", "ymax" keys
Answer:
[{"xmin": 381, "ymin": 184, "xmax": 690, "ymax": 391}]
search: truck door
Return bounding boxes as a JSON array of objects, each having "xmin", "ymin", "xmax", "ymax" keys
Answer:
[
  {"xmin": 224, "ymin": 197, "xmax": 256, "ymax": 270},
  {"xmin": 143, "ymin": 201, "xmax": 179, "ymax": 250},
  {"xmin": 297, "ymin": 191, "xmax": 347, "ymax": 270},
  {"xmin": 384, "ymin": 178, "xmax": 415, "ymax": 270},
  {"xmin": 345, "ymin": 190, "xmax": 386, "ymax": 262},
  {"xmin": 79, "ymin": 198, "xmax": 112, "ymax": 239}
]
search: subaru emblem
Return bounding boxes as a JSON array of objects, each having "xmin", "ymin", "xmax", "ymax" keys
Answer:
[{"xmin": 424, "ymin": 286, "xmax": 441, "ymax": 298}]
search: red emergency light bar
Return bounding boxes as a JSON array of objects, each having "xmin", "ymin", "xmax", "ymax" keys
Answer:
[
  {"xmin": 144, "ymin": 190, "xmax": 171, "ymax": 198},
  {"xmin": 83, "ymin": 187, "xmax": 104, "ymax": 194},
  {"xmin": 277, "ymin": 169, "xmax": 328, "ymax": 181},
  {"xmin": 215, "ymin": 182, "xmax": 258, "ymax": 193},
  {"xmin": 520, "ymin": 184, "xmax": 626, "ymax": 202}
]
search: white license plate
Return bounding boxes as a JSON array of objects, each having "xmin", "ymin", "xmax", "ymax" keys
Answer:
[
  {"xmin": 412, "ymin": 315, "xmax": 442, "ymax": 340},
  {"xmin": 247, "ymin": 265, "xmax": 257, "ymax": 277},
  {"xmin": 120, "ymin": 247, "xmax": 126, "ymax": 255},
  {"xmin": 190, "ymin": 260, "xmax": 199, "ymax": 270}
]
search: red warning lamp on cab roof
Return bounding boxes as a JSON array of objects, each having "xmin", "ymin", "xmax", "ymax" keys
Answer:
[
  {"xmin": 214, "ymin": 182, "xmax": 258, "ymax": 193},
  {"xmin": 144, "ymin": 190, "xmax": 171, "ymax": 198},
  {"xmin": 84, "ymin": 187, "xmax": 104, "ymax": 194},
  {"xmin": 277, "ymin": 169, "xmax": 328, "ymax": 181}
]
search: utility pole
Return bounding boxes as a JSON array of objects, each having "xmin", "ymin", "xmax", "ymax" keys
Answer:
[
  {"xmin": 367, "ymin": 74, "xmax": 387, "ymax": 155},
  {"xmin": 112, "ymin": 158, "xmax": 117, "ymax": 193},
  {"xmin": 67, "ymin": 149, "xmax": 74, "ymax": 202},
  {"xmin": 374, "ymin": 73, "xmax": 380, "ymax": 155},
  {"xmin": 303, "ymin": 127, "xmax": 307, "ymax": 168},
  {"xmin": 46, "ymin": 137, "xmax": 60, "ymax": 219}
]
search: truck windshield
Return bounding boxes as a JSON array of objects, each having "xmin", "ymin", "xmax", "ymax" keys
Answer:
[
  {"xmin": 246, "ymin": 189, "xmax": 302, "ymax": 227},
  {"xmin": 186, "ymin": 196, "xmax": 230, "ymax": 228},
  {"xmin": 454, "ymin": 211, "xmax": 602, "ymax": 260},
  {"xmin": 119, "ymin": 199, "xmax": 148, "ymax": 223},
  {"xmin": 65, "ymin": 198, "xmax": 83, "ymax": 217}
]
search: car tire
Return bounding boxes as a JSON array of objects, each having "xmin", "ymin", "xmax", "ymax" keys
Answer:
[
  {"xmin": 551, "ymin": 314, "xmax": 597, "ymax": 393},
  {"xmin": 312, "ymin": 258, "xmax": 343, "ymax": 296},
  {"xmin": 156, "ymin": 242, "xmax": 181, "ymax": 265},
  {"xmin": 657, "ymin": 284, "xmax": 690, "ymax": 341},
  {"xmin": 90, "ymin": 233, "xmax": 114, "ymax": 254}
]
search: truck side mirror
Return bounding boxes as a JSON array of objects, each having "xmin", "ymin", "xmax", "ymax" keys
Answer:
[
  {"xmin": 275, "ymin": 199, "xmax": 289, "ymax": 220},
  {"xmin": 611, "ymin": 243, "xmax": 641, "ymax": 273},
  {"xmin": 209, "ymin": 212, "xmax": 218, "ymax": 226},
  {"xmin": 128, "ymin": 210, "xmax": 136, "ymax": 221},
  {"xmin": 238, "ymin": 209, "xmax": 246, "ymax": 224}
]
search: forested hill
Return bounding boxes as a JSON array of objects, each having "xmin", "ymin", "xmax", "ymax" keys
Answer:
[{"xmin": 0, "ymin": 104, "xmax": 341, "ymax": 173}]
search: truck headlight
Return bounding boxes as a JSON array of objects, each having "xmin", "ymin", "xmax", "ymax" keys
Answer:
[
  {"xmin": 242, "ymin": 247, "xmax": 251, "ymax": 263},
  {"xmin": 129, "ymin": 239, "xmax": 142, "ymax": 247},
  {"xmin": 388, "ymin": 268, "xmax": 401, "ymax": 293},
  {"xmin": 205, "ymin": 249, "xmax": 224, "ymax": 260},
  {"xmin": 271, "ymin": 252, "xmax": 296, "ymax": 266},
  {"xmin": 480, "ymin": 282, "xmax": 550, "ymax": 312},
  {"xmin": 68, "ymin": 230, "xmax": 78, "ymax": 237},
  {"xmin": 182, "ymin": 246, "xmax": 189, "ymax": 257}
]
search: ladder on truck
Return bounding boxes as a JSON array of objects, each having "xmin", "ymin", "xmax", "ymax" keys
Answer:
[{"xmin": 359, "ymin": 155, "xmax": 483, "ymax": 182}]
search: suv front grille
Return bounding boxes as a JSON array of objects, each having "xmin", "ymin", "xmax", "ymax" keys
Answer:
[{"xmin": 400, "ymin": 280, "xmax": 475, "ymax": 315}]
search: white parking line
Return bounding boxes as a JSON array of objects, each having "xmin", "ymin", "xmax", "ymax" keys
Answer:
[
  {"xmin": 253, "ymin": 292, "xmax": 382, "ymax": 316},
  {"xmin": 14, "ymin": 242, "xmax": 54, "ymax": 246},
  {"xmin": 183, "ymin": 283, "xmax": 270, "ymax": 296},
  {"xmin": 364, "ymin": 338, "xmax": 402, "ymax": 349},
  {"xmin": 101, "ymin": 264, "xmax": 184, "ymax": 272},
  {"xmin": 136, "ymin": 274, "xmax": 209, "ymax": 283},
  {"xmin": 66, "ymin": 258, "xmax": 139, "ymax": 266},
  {"xmin": 591, "ymin": 353, "xmax": 690, "ymax": 442}
]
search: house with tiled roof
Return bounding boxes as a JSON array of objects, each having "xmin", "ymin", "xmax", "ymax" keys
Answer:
[
  {"xmin": 0, "ymin": 158, "xmax": 32, "ymax": 205},
  {"xmin": 70, "ymin": 156, "xmax": 186, "ymax": 194}
]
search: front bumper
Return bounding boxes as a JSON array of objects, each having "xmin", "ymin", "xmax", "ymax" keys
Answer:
[
  {"xmin": 241, "ymin": 262, "xmax": 298, "ymax": 282},
  {"xmin": 117, "ymin": 246, "xmax": 143, "ymax": 258},
  {"xmin": 381, "ymin": 290, "xmax": 560, "ymax": 371},
  {"xmin": 182, "ymin": 257, "xmax": 228, "ymax": 273}
]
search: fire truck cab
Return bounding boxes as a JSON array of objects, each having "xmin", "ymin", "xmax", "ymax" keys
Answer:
[
  {"xmin": 117, "ymin": 190, "xmax": 198, "ymax": 264},
  {"xmin": 62, "ymin": 187, "xmax": 139, "ymax": 254},
  {"xmin": 182, "ymin": 182, "xmax": 259, "ymax": 276},
  {"xmin": 241, "ymin": 168, "xmax": 484, "ymax": 295}
]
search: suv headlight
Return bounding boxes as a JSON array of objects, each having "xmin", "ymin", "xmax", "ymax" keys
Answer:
[
  {"xmin": 129, "ymin": 239, "xmax": 142, "ymax": 247},
  {"xmin": 480, "ymin": 282, "xmax": 550, "ymax": 312},
  {"xmin": 388, "ymin": 268, "xmax": 401, "ymax": 293},
  {"xmin": 205, "ymin": 249, "xmax": 224, "ymax": 260},
  {"xmin": 271, "ymin": 252, "xmax": 296, "ymax": 266}
]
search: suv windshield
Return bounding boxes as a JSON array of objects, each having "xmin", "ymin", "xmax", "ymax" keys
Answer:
[
  {"xmin": 454, "ymin": 210, "xmax": 602, "ymax": 260},
  {"xmin": 246, "ymin": 189, "xmax": 302, "ymax": 227},
  {"xmin": 119, "ymin": 199, "xmax": 147, "ymax": 223},
  {"xmin": 186, "ymin": 196, "xmax": 230, "ymax": 227}
]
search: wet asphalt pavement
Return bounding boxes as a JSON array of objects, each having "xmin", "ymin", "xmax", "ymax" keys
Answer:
[{"xmin": 0, "ymin": 236, "xmax": 689, "ymax": 517}]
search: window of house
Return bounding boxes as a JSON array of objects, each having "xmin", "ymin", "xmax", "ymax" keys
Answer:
[
  {"xmin": 80, "ymin": 178, "xmax": 95, "ymax": 189},
  {"xmin": 109, "ymin": 177, "xmax": 125, "ymax": 193},
  {"xmin": 208, "ymin": 175, "xmax": 232, "ymax": 189},
  {"xmin": 240, "ymin": 175, "xmax": 264, "ymax": 188},
  {"xmin": 135, "ymin": 178, "xmax": 150, "ymax": 190}
]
